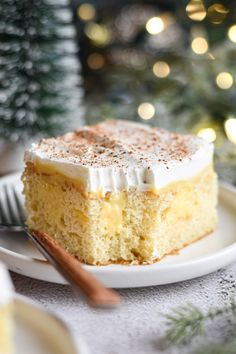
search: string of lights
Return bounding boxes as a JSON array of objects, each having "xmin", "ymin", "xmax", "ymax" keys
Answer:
[{"xmin": 74, "ymin": 0, "xmax": 236, "ymax": 153}]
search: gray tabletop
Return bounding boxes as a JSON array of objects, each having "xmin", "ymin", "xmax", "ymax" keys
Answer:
[{"xmin": 11, "ymin": 261, "xmax": 236, "ymax": 354}]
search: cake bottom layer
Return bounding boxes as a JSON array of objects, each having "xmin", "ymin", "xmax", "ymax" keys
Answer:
[
  {"xmin": 0, "ymin": 303, "xmax": 14, "ymax": 354},
  {"xmin": 23, "ymin": 163, "xmax": 217, "ymax": 265}
]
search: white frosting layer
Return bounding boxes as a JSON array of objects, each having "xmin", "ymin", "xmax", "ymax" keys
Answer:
[
  {"xmin": 0, "ymin": 262, "xmax": 13, "ymax": 306},
  {"xmin": 25, "ymin": 120, "xmax": 214, "ymax": 194}
]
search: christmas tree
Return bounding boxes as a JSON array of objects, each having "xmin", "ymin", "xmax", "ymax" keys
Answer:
[{"xmin": 0, "ymin": 0, "xmax": 83, "ymax": 142}]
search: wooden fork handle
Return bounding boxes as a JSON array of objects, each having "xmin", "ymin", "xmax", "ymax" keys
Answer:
[{"xmin": 29, "ymin": 230, "xmax": 121, "ymax": 308}]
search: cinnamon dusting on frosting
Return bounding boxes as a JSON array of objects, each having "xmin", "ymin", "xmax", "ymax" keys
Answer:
[{"xmin": 32, "ymin": 120, "xmax": 204, "ymax": 170}]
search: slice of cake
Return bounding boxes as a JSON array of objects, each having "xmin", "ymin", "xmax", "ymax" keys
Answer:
[
  {"xmin": 22, "ymin": 120, "xmax": 217, "ymax": 265},
  {"xmin": 0, "ymin": 262, "xmax": 14, "ymax": 354}
]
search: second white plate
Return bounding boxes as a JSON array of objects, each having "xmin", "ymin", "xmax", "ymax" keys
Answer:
[
  {"xmin": 0, "ymin": 172, "xmax": 236, "ymax": 288},
  {"xmin": 14, "ymin": 295, "xmax": 89, "ymax": 354}
]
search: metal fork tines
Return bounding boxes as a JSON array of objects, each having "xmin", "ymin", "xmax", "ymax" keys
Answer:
[
  {"xmin": 0, "ymin": 184, "xmax": 66, "ymax": 265},
  {"xmin": 0, "ymin": 185, "xmax": 26, "ymax": 231}
]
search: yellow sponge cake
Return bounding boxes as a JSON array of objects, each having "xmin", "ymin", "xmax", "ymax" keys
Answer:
[{"xmin": 22, "ymin": 120, "xmax": 217, "ymax": 265}]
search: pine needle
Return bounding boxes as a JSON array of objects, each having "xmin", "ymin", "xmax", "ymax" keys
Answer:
[
  {"xmin": 163, "ymin": 300, "xmax": 236, "ymax": 345},
  {"xmin": 163, "ymin": 303, "xmax": 204, "ymax": 345}
]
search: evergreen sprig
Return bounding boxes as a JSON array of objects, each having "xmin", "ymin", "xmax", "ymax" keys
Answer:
[
  {"xmin": 163, "ymin": 301, "xmax": 236, "ymax": 346},
  {"xmin": 164, "ymin": 303, "xmax": 204, "ymax": 345}
]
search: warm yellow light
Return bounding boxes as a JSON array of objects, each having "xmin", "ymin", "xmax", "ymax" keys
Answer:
[
  {"xmin": 216, "ymin": 72, "xmax": 233, "ymax": 90},
  {"xmin": 85, "ymin": 22, "xmax": 111, "ymax": 46},
  {"xmin": 228, "ymin": 25, "xmax": 236, "ymax": 43},
  {"xmin": 153, "ymin": 61, "xmax": 170, "ymax": 78},
  {"xmin": 224, "ymin": 118, "xmax": 236, "ymax": 145},
  {"xmin": 137, "ymin": 103, "xmax": 155, "ymax": 120},
  {"xmin": 191, "ymin": 37, "xmax": 208, "ymax": 54},
  {"xmin": 198, "ymin": 128, "xmax": 216, "ymax": 142},
  {"xmin": 146, "ymin": 17, "xmax": 164, "ymax": 35},
  {"xmin": 87, "ymin": 53, "xmax": 105, "ymax": 70},
  {"xmin": 77, "ymin": 3, "xmax": 95, "ymax": 21},
  {"xmin": 207, "ymin": 4, "xmax": 228, "ymax": 24},
  {"xmin": 186, "ymin": 0, "xmax": 206, "ymax": 21}
]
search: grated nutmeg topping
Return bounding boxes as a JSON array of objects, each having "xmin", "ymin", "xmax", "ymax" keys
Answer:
[{"xmin": 30, "ymin": 120, "xmax": 207, "ymax": 169}]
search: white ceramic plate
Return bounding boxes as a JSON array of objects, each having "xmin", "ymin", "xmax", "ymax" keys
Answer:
[
  {"xmin": 14, "ymin": 295, "xmax": 89, "ymax": 354},
  {"xmin": 0, "ymin": 172, "xmax": 236, "ymax": 288}
]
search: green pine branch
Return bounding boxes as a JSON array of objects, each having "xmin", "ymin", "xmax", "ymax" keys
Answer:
[{"xmin": 163, "ymin": 301, "xmax": 236, "ymax": 345}]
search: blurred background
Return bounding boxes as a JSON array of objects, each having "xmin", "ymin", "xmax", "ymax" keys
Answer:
[{"xmin": 0, "ymin": 0, "xmax": 236, "ymax": 183}]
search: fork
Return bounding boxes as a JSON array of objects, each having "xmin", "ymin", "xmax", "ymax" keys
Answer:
[{"xmin": 0, "ymin": 184, "xmax": 121, "ymax": 308}]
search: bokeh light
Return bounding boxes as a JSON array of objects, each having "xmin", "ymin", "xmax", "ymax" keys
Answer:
[
  {"xmin": 216, "ymin": 72, "xmax": 233, "ymax": 90},
  {"xmin": 191, "ymin": 37, "xmax": 208, "ymax": 54},
  {"xmin": 146, "ymin": 17, "xmax": 164, "ymax": 35},
  {"xmin": 137, "ymin": 103, "xmax": 155, "ymax": 120},
  {"xmin": 186, "ymin": 0, "xmax": 206, "ymax": 21},
  {"xmin": 87, "ymin": 53, "xmax": 105, "ymax": 70},
  {"xmin": 85, "ymin": 22, "xmax": 111, "ymax": 46},
  {"xmin": 207, "ymin": 4, "xmax": 228, "ymax": 25},
  {"xmin": 153, "ymin": 61, "xmax": 170, "ymax": 78},
  {"xmin": 228, "ymin": 25, "xmax": 236, "ymax": 43},
  {"xmin": 198, "ymin": 128, "xmax": 216, "ymax": 142},
  {"xmin": 224, "ymin": 118, "xmax": 236, "ymax": 145},
  {"xmin": 77, "ymin": 3, "xmax": 96, "ymax": 21}
]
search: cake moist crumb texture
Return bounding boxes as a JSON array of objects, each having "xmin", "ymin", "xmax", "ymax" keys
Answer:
[{"xmin": 23, "ymin": 120, "xmax": 218, "ymax": 265}]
